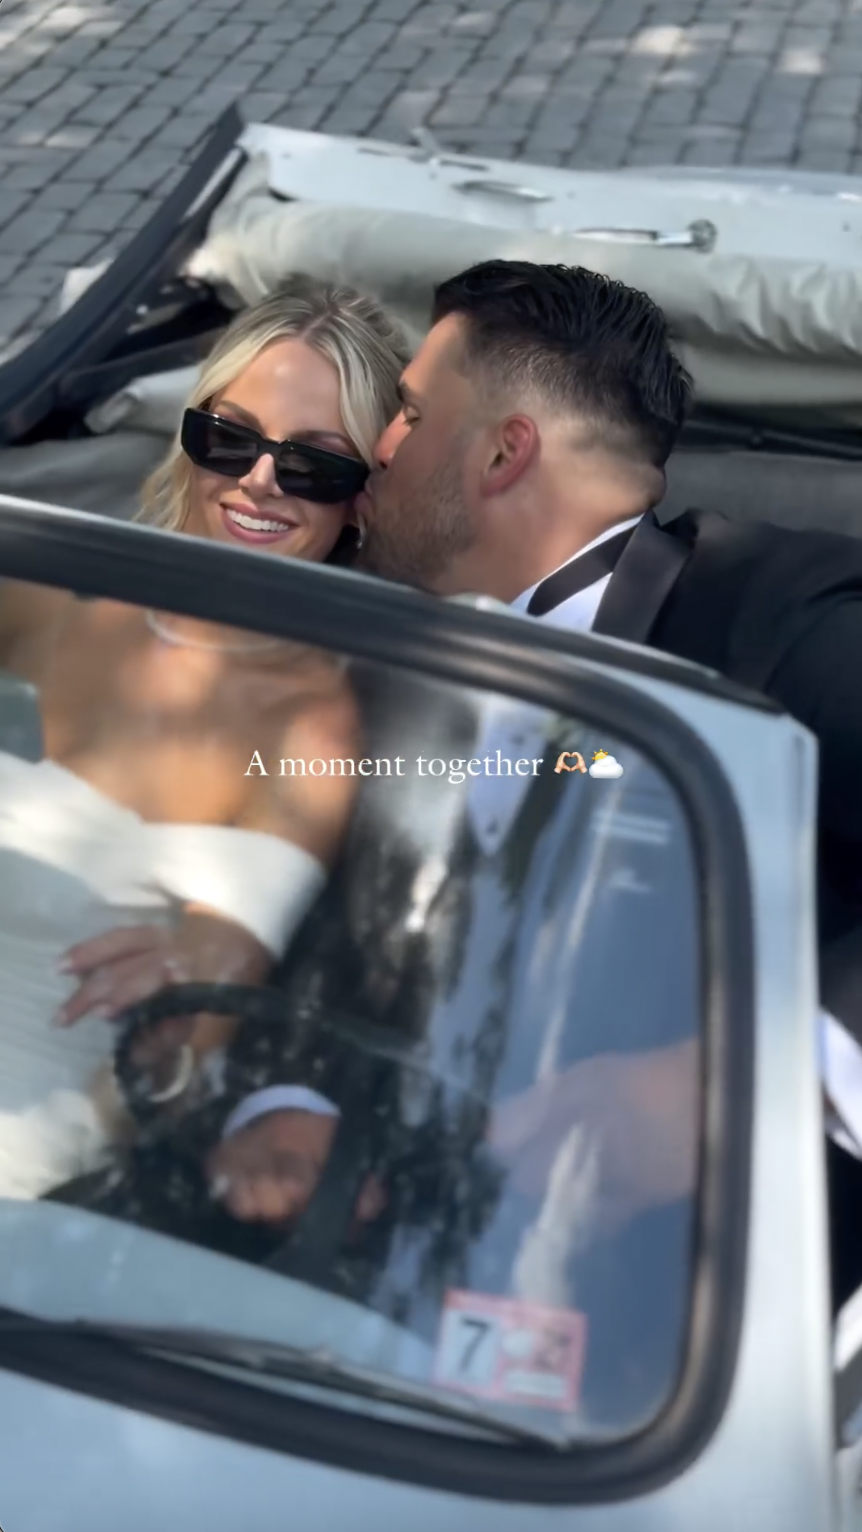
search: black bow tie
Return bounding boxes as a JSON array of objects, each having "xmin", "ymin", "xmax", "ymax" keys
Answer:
[{"xmin": 527, "ymin": 526, "xmax": 636, "ymax": 617}]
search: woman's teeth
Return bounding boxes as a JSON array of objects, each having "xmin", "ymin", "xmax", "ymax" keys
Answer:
[{"xmin": 227, "ymin": 509, "xmax": 293, "ymax": 534}]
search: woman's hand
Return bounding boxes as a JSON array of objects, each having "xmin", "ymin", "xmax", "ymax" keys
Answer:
[
  {"xmin": 57, "ymin": 910, "xmax": 271, "ymax": 1024},
  {"xmin": 55, "ymin": 910, "xmax": 273, "ymax": 1087}
]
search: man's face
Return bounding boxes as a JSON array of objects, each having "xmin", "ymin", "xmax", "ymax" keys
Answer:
[{"xmin": 355, "ymin": 315, "xmax": 482, "ymax": 590}]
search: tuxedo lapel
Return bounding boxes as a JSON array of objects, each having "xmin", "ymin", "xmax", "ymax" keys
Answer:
[{"xmin": 591, "ymin": 511, "xmax": 693, "ymax": 645}]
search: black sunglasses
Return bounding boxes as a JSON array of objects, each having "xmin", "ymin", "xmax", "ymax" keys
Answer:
[{"xmin": 181, "ymin": 409, "xmax": 369, "ymax": 505}]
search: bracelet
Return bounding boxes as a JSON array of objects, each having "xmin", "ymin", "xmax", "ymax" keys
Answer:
[{"xmin": 144, "ymin": 1043, "xmax": 196, "ymax": 1104}]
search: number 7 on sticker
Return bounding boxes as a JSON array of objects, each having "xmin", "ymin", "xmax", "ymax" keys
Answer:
[
  {"xmin": 458, "ymin": 1318, "xmax": 492, "ymax": 1375},
  {"xmin": 437, "ymin": 1309, "xmax": 501, "ymax": 1390}
]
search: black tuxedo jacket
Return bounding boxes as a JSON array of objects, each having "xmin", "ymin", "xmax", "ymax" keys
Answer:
[{"xmin": 591, "ymin": 507, "xmax": 862, "ymax": 966}]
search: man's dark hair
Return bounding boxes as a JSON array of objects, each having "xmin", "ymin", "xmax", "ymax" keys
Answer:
[{"xmin": 431, "ymin": 260, "xmax": 693, "ymax": 467}]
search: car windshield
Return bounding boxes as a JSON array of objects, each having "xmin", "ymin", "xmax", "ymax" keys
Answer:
[{"xmin": 0, "ymin": 579, "xmax": 703, "ymax": 1447}]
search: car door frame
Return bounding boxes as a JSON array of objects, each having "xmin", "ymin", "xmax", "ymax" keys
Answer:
[{"xmin": 0, "ymin": 495, "xmax": 816, "ymax": 1518}]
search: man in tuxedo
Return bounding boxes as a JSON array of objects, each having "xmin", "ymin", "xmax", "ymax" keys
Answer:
[{"xmin": 352, "ymin": 257, "xmax": 858, "ymax": 939}]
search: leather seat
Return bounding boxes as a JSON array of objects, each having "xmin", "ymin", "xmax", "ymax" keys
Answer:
[{"xmin": 663, "ymin": 445, "xmax": 862, "ymax": 539}]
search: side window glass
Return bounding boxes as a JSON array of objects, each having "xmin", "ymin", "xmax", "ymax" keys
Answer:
[{"xmin": 0, "ymin": 582, "xmax": 702, "ymax": 1447}]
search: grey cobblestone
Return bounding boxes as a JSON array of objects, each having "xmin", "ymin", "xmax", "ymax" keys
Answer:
[
  {"xmin": 572, "ymin": 132, "xmax": 633, "ymax": 167},
  {"xmin": 73, "ymin": 86, "xmax": 151, "ymax": 127},
  {"xmin": 2, "ymin": 154, "xmax": 69, "ymax": 192},
  {"xmin": 145, "ymin": 112, "xmax": 224, "ymax": 151},
  {"xmin": 37, "ymin": 34, "xmax": 106, "ymax": 69},
  {"xmin": 21, "ymin": 232, "xmax": 104, "ymax": 272},
  {"xmin": 808, "ymin": 75, "xmax": 862, "ymax": 116},
  {"xmin": 255, "ymin": 59, "xmax": 315, "ymax": 91},
  {"xmin": 102, "ymin": 153, "xmax": 182, "ymax": 195},
  {"xmin": 798, "ymin": 145, "xmax": 852, "ymax": 169},
  {"xmin": 681, "ymin": 137, "xmax": 739, "ymax": 165},
  {"xmin": 45, "ymin": 125, "xmax": 102, "ymax": 151},
  {"xmin": 699, "ymin": 58, "xmax": 771, "ymax": 126},
  {"xmin": 740, "ymin": 130, "xmax": 803, "ymax": 163},
  {"xmin": 64, "ymin": 192, "xmax": 142, "ymax": 234},
  {"xmin": 330, "ymin": 69, "xmax": 406, "ymax": 105},
  {"xmin": 2, "ymin": 66, "xmax": 69, "ymax": 103},
  {"xmin": 448, "ymin": 126, "xmax": 523, "ymax": 151},
  {"xmin": 524, "ymin": 118, "xmax": 586, "ymax": 153},
  {"xmin": 0, "ymin": 190, "xmax": 32, "ymax": 229},
  {"xmin": 110, "ymin": 106, "xmax": 178, "ymax": 143},
  {"xmin": 798, "ymin": 114, "xmax": 858, "ymax": 149},
  {"xmin": 26, "ymin": 181, "xmax": 92, "ymax": 215},
  {"xmin": 60, "ymin": 139, "xmax": 137, "ymax": 182},
  {"xmin": 586, "ymin": 92, "xmax": 649, "ymax": 135},
  {"xmin": 730, "ymin": 21, "xmax": 787, "ymax": 56},
  {"xmin": 405, "ymin": 46, "xmax": 479, "ymax": 89},
  {"xmin": 336, "ymin": 21, "xmax": 400, "ymax": 53},
  {"xmin": 430, "ymin": 92, "xmax": 489, "ymax": 127},
  {"xmin": 135, "ymin": 34, "xmax": 202, "ymax": 70},
  {"xmin": 0, "ymin": 256, "xmax": 26, "ymax": 287},
  {"xmin": 624, "ymin": 131, "xmax": 688, "ymax": 163},
  {"xmin": 271, "ymin": 86, "xmax": 347, "ymax": 131},
  {"xmin": 4, "ymin": 0, "xmax": 862, "ymax": 354},
  {"xmin": 0, "ymin": 297, "xmax": 50, "ymax": 340},
  {"xmin": 165, "ymin": 50, "xmax": 226, "ymax": 81},
  {"xmin": 187, "ymin": 72, "xmax": 266, "ymax": 106},
  {"xmin": 3, "ymin": 209, "xmax": 68, "ymax": 256},
  {"xmin": 640, "ymin": 87, "xmax": 698, "ymax": 129}
]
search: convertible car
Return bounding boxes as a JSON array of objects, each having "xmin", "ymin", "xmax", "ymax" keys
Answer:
[{"xmin": 0, "ymin": 113, "xmax": 859, "ymax": 1532}]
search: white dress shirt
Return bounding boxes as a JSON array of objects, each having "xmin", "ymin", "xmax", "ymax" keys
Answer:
[
  {"xmin": 510, "ymin": 515, "xmax": 644, "ymax": 626},
  {"xmin": 223, "ymin": 517, "xmax": 862, "ymax": 1166},
  {"xmin": 466, "ymin": 516, "xmax": 643, "ymax": 855}
]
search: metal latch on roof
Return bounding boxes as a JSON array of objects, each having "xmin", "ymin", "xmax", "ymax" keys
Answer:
[{"xmin": 571, "ymin": 218, "xmax": 718, "ymax": 251}]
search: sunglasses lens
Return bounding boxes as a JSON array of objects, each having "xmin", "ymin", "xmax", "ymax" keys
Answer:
[
  {"xmin": 274, "ymin": 446, "xmax": 369, "ymax": 504},
  {"xmin": 182, "ymin": 411, "xmax": 258, "ymax": 478}
]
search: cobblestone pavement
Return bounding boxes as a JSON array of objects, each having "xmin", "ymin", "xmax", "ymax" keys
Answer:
[{"xmin": 1, "ymin": 0, "xmax": 862, "ymax": 354}]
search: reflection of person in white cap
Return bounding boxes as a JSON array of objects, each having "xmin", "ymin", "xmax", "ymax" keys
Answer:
[{"xmin": 588, "ymin": 750, "xmax": 624, "ymax": 779}]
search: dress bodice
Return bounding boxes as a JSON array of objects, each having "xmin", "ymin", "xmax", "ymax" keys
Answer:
[{"xmin": 0, "ymin": 753, "xmax": 180, "ymax": 1196}]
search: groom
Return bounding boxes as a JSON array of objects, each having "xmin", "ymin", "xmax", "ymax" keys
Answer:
[
  {"xmin": 203, "ymin": 259, "xmax": 862, "ymax": 1237},
  {"xmin": 354, "ymin": 256, "xmax": 861, "ymax": 902}
]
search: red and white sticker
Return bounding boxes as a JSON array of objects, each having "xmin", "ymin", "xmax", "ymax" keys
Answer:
[{"xmin": 433, "ymin": 1290, "xmax": 587, "ymax": 1412}]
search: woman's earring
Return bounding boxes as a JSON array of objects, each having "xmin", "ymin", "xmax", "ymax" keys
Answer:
[{"xmin": 355, "ymin": 511, "xmax": 366, "ymax": 551}]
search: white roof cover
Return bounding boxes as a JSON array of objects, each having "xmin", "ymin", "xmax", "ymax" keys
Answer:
[{"xmin": 179, "ymin": 125, "xmax": 862, "ymax": 431}]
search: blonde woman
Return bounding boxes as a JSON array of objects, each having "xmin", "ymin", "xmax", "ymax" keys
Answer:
[{"xmin": 0, "ymin": 276, "xmax": 410, "ymax": 1198}]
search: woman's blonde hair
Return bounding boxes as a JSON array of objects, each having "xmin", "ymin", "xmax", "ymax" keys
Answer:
[{"xmin": 139, "ymin": 274, "xmax": 411, "ymax": 531}]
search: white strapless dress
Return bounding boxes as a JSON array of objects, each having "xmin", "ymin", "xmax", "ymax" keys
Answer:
[{"xmin": 0, "ymin": 752, "xmax": 326, "ymax": 1200}]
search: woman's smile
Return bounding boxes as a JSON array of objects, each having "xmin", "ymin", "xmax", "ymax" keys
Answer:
[{"xmin": 220, "ymin": 499, "xmax": 301, "ymax": 546}]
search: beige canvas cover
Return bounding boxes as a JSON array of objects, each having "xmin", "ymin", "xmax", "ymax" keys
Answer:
[
  {"xmin": 184, "ymin": 151, "xmax": 862, "ymax": 431},
  {"xmin": 3, "ymin": 132, "xmax": 862, "ymax": 527}
]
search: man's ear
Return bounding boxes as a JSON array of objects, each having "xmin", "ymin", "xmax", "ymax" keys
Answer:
[{"xmin": 479, "ymin": 414, "xmax": 539, "ymax": 499}]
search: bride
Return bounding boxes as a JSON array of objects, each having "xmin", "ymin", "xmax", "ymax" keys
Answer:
[{"xmin": 0, "ymin": 276, "xmax": 409, "ymax": 1199}]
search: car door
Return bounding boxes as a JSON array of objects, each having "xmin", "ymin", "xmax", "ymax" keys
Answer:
[{"xmin": 0, "ymin": 494, "xmax": 833, "ymax": 1532}]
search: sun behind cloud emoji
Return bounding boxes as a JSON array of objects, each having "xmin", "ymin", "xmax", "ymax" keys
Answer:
[{"xmin": 589, "ymin": 750, "xmax": 624, "ymax": 779}]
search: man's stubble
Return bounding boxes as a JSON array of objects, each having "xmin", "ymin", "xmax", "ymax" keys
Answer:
[{"xmin": 356, "ymin": 447, "xmax": 476, "ymax": 591}]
